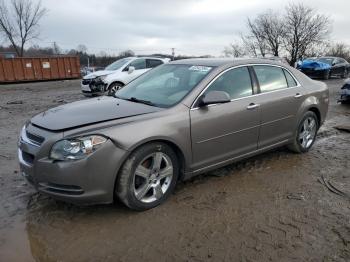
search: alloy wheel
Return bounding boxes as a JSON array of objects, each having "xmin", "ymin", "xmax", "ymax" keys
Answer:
[
  {"xmin": 298, "ymin": 116, "xmax": 317, "ymax": 149},
  {"xmin": 108, "ymin": 84, "xmax": 123, "ymax": 96},
  {"xmin": 133, "ymin": 152, "xmax": 173, "ymax": 203}
]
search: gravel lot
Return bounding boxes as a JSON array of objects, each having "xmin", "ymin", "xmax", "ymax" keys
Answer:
[{"xmin": 0, "ymin": 78, "xmax": 349, "ymax": 262}]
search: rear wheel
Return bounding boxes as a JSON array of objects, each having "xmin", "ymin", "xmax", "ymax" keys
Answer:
[
  {"xmin": 115, "ymin": 143, "xmax": 179, "ymax": 211},
  {"xmin": 107, "ymin": 82, "xmax": 124, "ymax": 96},
  {"xmin": 288, "ymin": 111, "xmax": 319, "ymax": 153}
]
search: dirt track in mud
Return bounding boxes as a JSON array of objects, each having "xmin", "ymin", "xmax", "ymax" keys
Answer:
[{"xmin": 0, "ymin": 79, "xmax": 349, "ymax": 262}]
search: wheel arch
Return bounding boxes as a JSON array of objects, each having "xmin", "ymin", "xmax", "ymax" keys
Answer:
[
  {"xmin": 307, "ymin": 106, "xmax": 321, "ymax": 126},
  {"xmin": 133, "ymin": 139, "xmax": 186, "ymax": 180},
  {"xmin": 114, "ymin": 138, "xmax": 187, "ymax": 190},
  {"xmin": 298, "ymin": 95, "xmax": 323, "ymax": 126},
  {"xmin": 107, "ymin": 80, "xmax": 125, "ymax": 90}
]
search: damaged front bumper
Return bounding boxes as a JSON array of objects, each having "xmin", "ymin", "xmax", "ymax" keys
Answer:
[
  {"xmin": 339, "ymin": 88, "xmax": 350, "ymax": 102},
  {"xmin": 81, "ymin": 78, "xmax": 107, "ymax": 95}
]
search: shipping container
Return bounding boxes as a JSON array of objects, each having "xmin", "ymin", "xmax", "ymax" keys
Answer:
[{"xmin": 0, "ymin": 56, "xmax": 80, "ymax": 83}]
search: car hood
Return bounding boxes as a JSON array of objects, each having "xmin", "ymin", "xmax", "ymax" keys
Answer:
[
  {"xmin": 31, "ymin": 96, "xmax": 162, "ymax": 131},
  {"xmin": 299, "ymin": 60, "xmax": 331, "ymax": 70},
  {"xmin": 84, "ymin": 70, "xmax": 115, "ymax": 79}
]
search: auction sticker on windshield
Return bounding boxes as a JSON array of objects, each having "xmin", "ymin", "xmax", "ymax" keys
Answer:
[{"xmin": 189, "ymin": 66, "xmax": 212, "ymax": 72}]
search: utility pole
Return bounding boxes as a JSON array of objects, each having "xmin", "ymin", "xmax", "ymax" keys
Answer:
[{"xmin": 171, "ymin": 48, "xmax": 175, "ymax": 61}]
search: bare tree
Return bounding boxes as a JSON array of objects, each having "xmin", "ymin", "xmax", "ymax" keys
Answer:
[
  {"xmin": 304, "ymin": 41, "xmax": 331, "ymax": 58},
  {"xmin": 284, "ymin": 3, "xmax": 330, "ymax": 65},
  {"xmin": 76, "ymin": 44, "xmax": 88, "ymax": 54},
  {"xmin": 245, "ymin": 18, "xmax": 268, "ymax": 57},
  {"xmin": 252, "ymin": 10, "xmax": 285, "ymax": 57},
  {"xmin": 119, "ymin": 50, "xmax": 135, "ymax": 58},
  {"xmin": 240, "ymin": 34, "xmax": 258, "ymax": 57},
  {"xmin": 326, "ymin": 42, "xmax": 350, "ymax": 61},
  {"xmin": 0, "ymin": 0, "xmax": 47, "ymax": 57},
  {"xmin": 223, "ymin": 41, "xmax": 246, "ymax": 57}
]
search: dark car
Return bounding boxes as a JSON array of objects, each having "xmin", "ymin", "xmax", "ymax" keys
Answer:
[
  {"xmin": 339, "ymin": 78, "xmax": 350, "ymax": 103},
  {"xmin": 297, "ymin": 57, "xmax": 349, "ymax": 80}
]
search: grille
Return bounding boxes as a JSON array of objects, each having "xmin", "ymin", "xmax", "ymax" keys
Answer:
[
  {"xmin": 26, "ymin": 130, "xmax": 45, "ymax": 146},
  {"xmin": 21, "ymin": 151, "xmax": 34, "ymax": 164},
  {"xmin": 82, "ymin": 79, "xmax": 91, "ymax": 85}
]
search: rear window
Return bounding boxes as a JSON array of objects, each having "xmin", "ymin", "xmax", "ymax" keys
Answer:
[
  {"xmin": 147, "ymin": 59, "xmax": 163, "ymax": 68},
  {"xmin": 283, "ymin": 69, "xmax": 298, "ymax": 87},
  {"xmin": 254, "ymin": 65, "xmax": 288, "ymax": 93}
]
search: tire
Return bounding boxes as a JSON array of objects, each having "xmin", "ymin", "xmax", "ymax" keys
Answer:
[
  {"xmin": 323, "ymin": 70, "xmax": 330, "ymax": 80},
  {"xmin": 288, "ymin": 111, "xmax": 319, "ymax": 153},
  {"xmin": 107, "ymin": 82, "xmax": 124, "ymax": 96},
  {"xmin": 341, "ymin": 69, "xmax": 348, "ymax": 79},
  {"xmin": 115, "ymin": 142, "xmax": 179, "ymax": 211}
]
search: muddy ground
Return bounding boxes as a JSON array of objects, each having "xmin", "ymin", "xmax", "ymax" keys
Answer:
[{"xmin": 0, "ymin": 78, "xmax": 349, "ymax": 262}]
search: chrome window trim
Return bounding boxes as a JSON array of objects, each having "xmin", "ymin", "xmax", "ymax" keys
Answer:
[{"xmin": 190, "ymin": 63, "xmax": 301, "ymax": 110}]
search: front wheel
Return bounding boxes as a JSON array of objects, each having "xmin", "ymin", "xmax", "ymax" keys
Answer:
[
  {"xmin": 115, "ymin": 143, "xmax": 179, "ymax": 211},
  {"xmin": 323, "ymin": 70, "xmax": 330, "ymax": 80},
  {"xmin": 341, "ymin": 69, "xmax": 348, "ymax": 79},
  {"xmin": 288, "ymin": 111, "xmax": 319, "ymax": 153},
  {"xmin": 107, "ymin": 82, "xmax": 124, "ymax": 96}
]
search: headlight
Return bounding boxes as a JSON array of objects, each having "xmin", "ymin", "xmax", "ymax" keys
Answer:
[
  {"xmin": 96, "ymin": 75, "xmax": 108, "ymax": 82},
  {"xmin": 50, "ymin": 135, "xmax": 107, "ymax": 161}
]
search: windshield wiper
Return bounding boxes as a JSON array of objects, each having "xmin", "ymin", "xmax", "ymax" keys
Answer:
[
  {"xmin": 115, "ymin": 96, "xmax": 155, "ymax": 106},
  {"xmin": 128, "ymin": 97, "xmax": 155, "ymax": 106}
]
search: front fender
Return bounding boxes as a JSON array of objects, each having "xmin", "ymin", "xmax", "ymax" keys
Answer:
[{"xmin": 98, "ymin": 105, "xmax": 193, "ymax": 172}]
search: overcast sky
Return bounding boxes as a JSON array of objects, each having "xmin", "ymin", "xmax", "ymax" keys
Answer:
[{"xmin": 34, "ymin": 0, "xmax": 350, "ymax": 56}]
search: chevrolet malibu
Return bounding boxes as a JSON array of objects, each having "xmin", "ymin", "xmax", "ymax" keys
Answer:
[{"xmin": 18, "ymin": 59, "xmax": 329, "ymax": 210}]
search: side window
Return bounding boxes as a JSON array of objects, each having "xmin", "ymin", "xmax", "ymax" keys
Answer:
[
  {"xmin": 254, "ymin": 66, "xmax": 288, "ymax": 93},
  {"xmin": 205, "ymin": 67, "xmax": 253, "ymax": 99},
  {"xmin": 340, "ymin": 58, "xmax": 346, "ymax": 64},
  {"xmin": 283, "ymin": 69, "xmax": 297, "ymax": 87},
  {"xmin": 129, "ymin": 59, "xmax": 146, "ymax": 70},
  {"xmin": 147, "ymin": 59, "xmax": 163, "ymax": 68}
]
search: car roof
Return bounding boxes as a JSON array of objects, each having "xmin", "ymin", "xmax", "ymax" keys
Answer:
[
  {"xmin": 128, "ymin": 56, "xmax": 167, "ymax": 60},
  {"xmin": 170, "ymin": 58, "xmax": 287, "ymax": 67},
  {"xmin": 313, "ymin": 56, "xmax": 336, "ymax": 59}
]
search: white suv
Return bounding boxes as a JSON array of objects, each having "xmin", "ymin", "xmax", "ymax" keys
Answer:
[{"xmin": 81, "ymin": 57, "xmax": 169, "ymax": 96}]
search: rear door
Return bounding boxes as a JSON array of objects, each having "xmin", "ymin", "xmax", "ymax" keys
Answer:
[
  {"xmin": 190, "ymin": 66, "xmax": 261, "ymax": 170},
  {"xmin": 252, "ymin": 65, "xmax": 305, "ymax": 148}
]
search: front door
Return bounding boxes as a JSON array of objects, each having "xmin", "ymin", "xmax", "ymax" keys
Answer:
[
  {"xmin": 190, "ymin": 66, "xmax": 261, "ymax": 171},
  {"xmin": 123, "ymin": 58, "xmax": 149, "ymax": 84}
]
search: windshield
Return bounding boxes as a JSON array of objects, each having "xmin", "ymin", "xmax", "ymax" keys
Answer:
[
  {"xmin": 315, "ymin": 58, "xmax": 334, "ymax": 65},
  {"xmin": 105, "ymin": 58, "xmax": 132, "ymax": 71},
  {"xmin": 116, "ymin": 64, "xmax": 213, "ymax": 108}
]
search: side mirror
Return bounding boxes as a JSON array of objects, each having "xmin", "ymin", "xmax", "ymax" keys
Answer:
[
  {"xmin": 198, "ymin": 91, "xmax": 231, "ymax": 107},
  {"xmin": 332, "ymin": 62, "xmax": 336, "ymax": 66},
  {"xmin": 128, "ymin": 66, "xmax": 135, "ymax": 74}
]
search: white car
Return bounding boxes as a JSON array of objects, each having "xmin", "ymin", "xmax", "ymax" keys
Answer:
[{"xmin": 81, "ymin": 57, "xmax": 169, "ymax": 96}]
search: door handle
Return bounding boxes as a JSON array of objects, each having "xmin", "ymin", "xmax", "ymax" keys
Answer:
[
  {"xmin": 294, "ymin": 93, "xmax": 303, "ymax": 98},
  {"xmin": 246, "ymin": 103, "xmax": 260, "ymax": 110}
]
